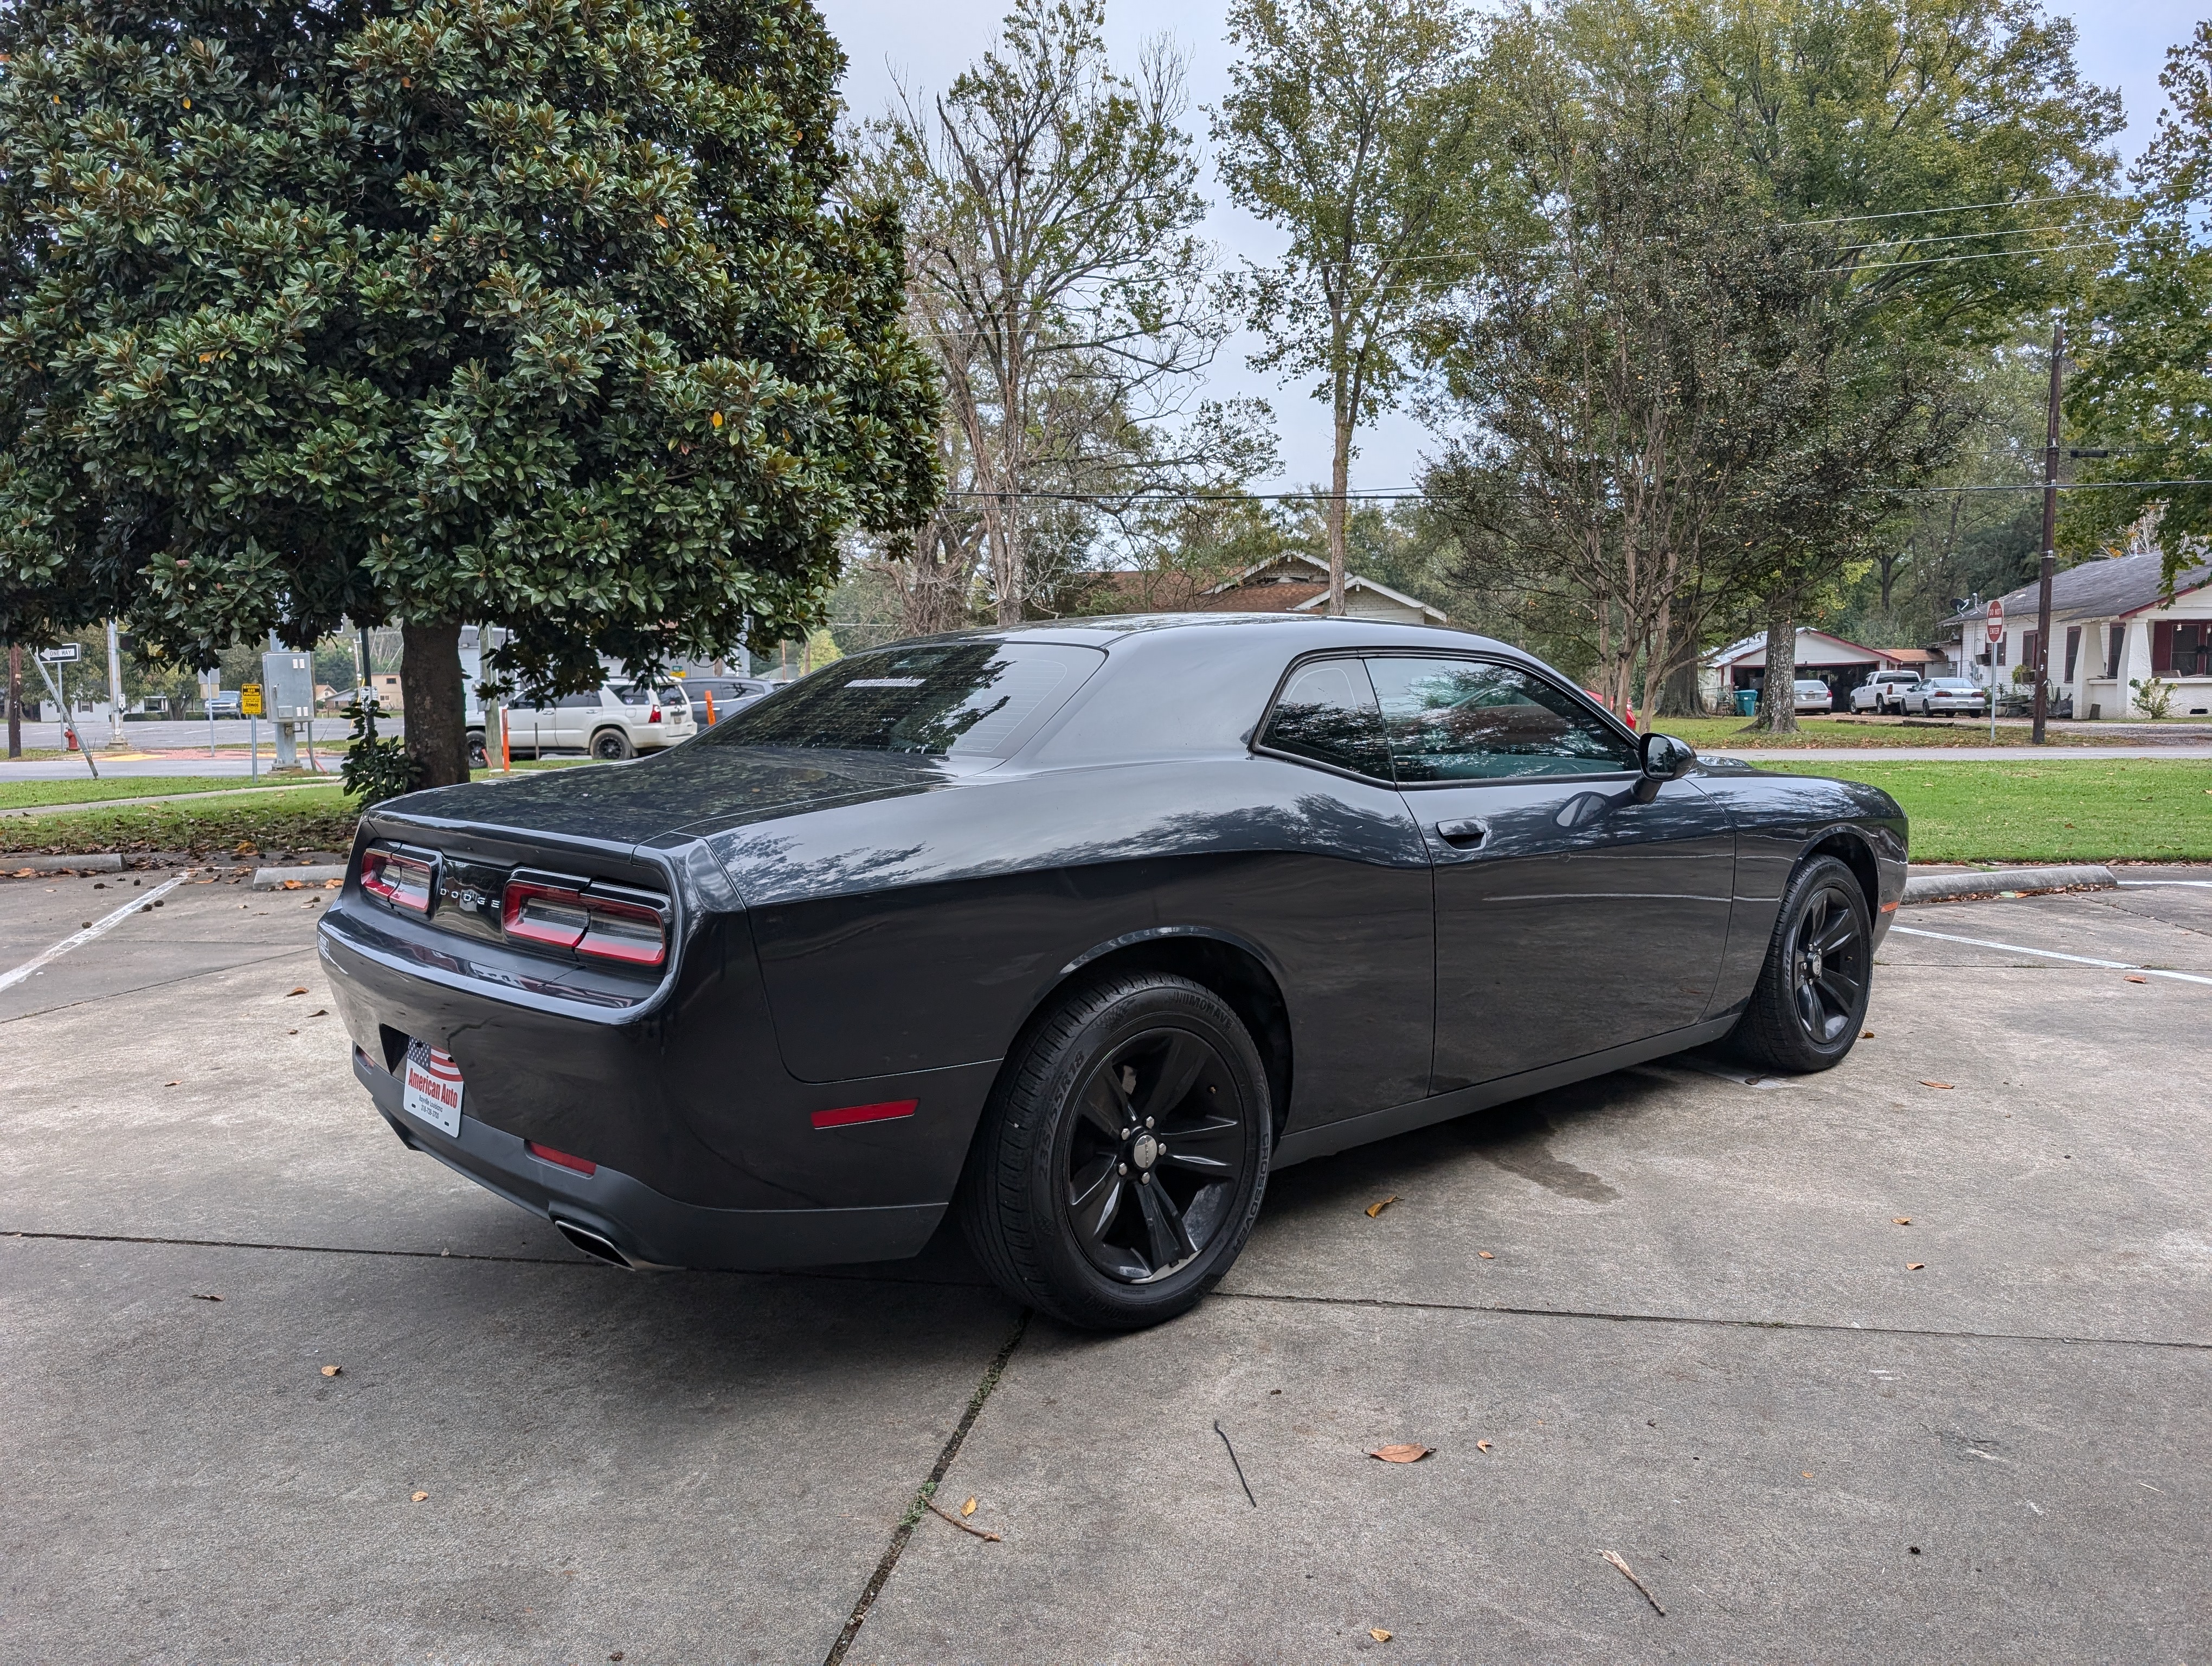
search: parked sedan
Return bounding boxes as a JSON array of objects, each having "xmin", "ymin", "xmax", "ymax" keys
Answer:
[
  {"xmin": 671, "ymin": 676, "xmax": 774, "ymax": 724},
  {"xmin": 1793, "ymin": 678, "xmax": 1835, "ymax": 714},
  {"xmin": 319, "ymin": 617, "xmax": 1906, "ymax": 1330},
  {"xmin": 1903, "ymin": 677, "xmax": 1988, "ymax": 716}
]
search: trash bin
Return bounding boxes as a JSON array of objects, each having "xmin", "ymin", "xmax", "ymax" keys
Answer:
[{"xmin": 1734, "ymin": 688, "xmax": 1758, "ymax": 717}]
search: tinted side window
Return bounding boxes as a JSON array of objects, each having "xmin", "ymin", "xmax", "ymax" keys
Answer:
[
  {"xmin": 1260, "ymin": 657, "xmax": 1391, "ymax": 779},
  {"xmin": 1366, "ymin": 657, "xmax": 1636, "ymax": 781},
  {"xmin": 557, "ymin": 691, "xmax": 605, "ymax": 709}
]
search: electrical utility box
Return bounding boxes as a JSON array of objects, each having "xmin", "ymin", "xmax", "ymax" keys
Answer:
[{"xmin": 260, "ymin": 651, "xmax": 318, "ymax": 721}]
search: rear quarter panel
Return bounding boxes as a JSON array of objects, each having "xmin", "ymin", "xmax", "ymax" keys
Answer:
[{"xmin": 703, "ymin": 755, "xmax": 1437, "ymax": 1130}]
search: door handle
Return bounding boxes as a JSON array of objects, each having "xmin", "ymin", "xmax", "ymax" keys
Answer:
[{"xmin": 1433, "ymin": 817, "xmax": 1488, "ymax": 847}]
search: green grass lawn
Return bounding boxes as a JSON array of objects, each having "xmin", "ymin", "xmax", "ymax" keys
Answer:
[
  {"xmin": 1, "ymin": 784, "xmax": 361, "ymax": 856},
  {"xmin": 1766, "ymin": 758, "xmax": 2212, "ymax": 863},
  {"xmin": 1658, "ymin": 715, "xmax": 2090, "ymax": 749},
  {"xmin": 0, "ymin": 775, "xmax": 333, "ymax": 810},
  {"xmin": 0, "ymin": 760, "xmax": 596, "ymax": 854}
]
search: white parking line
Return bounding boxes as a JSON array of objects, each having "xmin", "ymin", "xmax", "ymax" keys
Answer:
[
  {"xmin": 0, "ymin": 873, "xmax": 193, "ymax": 994},
  {"xmin": 1889, "ymin": 925, "xmax": 2212, "ymax": 988},
  {"xmin": 2116, "ymin": 880, "xmax": 2212, "ymax": 888}
]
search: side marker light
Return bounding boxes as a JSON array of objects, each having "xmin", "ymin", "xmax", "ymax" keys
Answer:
[{"xmin": 811, "ymin": 1099, "xmax": 918, "ymax": 1130}]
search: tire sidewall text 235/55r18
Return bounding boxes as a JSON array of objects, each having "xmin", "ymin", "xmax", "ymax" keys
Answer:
[{"xmin": 959, "ymin": 972, "xmax": 1271, "ymax": 1331}]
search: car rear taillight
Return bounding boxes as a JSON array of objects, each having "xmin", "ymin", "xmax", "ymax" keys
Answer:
[
  {"xmin": 647, "ymin": 702, "xmax": 662, "ymax": 723},
  {"xmin": 359, "ymin": 848, "xmax": 434, "ymax": 913},
  {"xmin": 501, "ymin": 876, "xmax": 668, "ymax": 967}
]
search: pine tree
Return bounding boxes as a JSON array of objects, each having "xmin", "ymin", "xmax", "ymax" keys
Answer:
[{"xmin": 0, "ymin": 0, "xmax": 940, "ymax": 784}]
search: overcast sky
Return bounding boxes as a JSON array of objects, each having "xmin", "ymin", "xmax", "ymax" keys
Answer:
[{"xmin": 813, "ymin": 0, "xmax": 2200, "ymax": 499}]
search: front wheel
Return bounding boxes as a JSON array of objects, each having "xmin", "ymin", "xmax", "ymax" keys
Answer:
[
  {"xmin": 1729, "ymin": 854, "xmax": 1873, "ymax": 1073},
  {"xmin": 465, "ymin": 732, "xmax": 490, "ymax": 770},
  {"xmin": 958, "ymin": 972, "xmax": 1271, "ymax": 1330}
]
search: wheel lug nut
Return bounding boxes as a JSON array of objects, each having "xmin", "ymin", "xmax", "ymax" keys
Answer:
[
  {"xmin": 1117, "ymin": 1162, "xmax": 1128, "ymax": 1175},
  {"xmin": 1139, "ymin": 1172, "xmax": 1151, "ymax": 1184},
  {"xmin": 1144, "ymin": 1118, "xmax": 1154, "ymax": 1129}
]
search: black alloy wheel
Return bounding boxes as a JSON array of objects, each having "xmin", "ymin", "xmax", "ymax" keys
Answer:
[
  {"xmin": 466, "ymin": 733, "xmax": 490, "ymax": 770},
  {"xmin": 1063, "ymin": 1028, "xmax": 1250, "ymax": 1285},
  {"xmin": 591, "ymin": 728, "xmax": 634, "ymax": 761},
  {"xmin": 1729, "ymin": 854, "xmax": 1874, "ymax": 1073},
  {"xmin": 960, "ymin": 972, "xmax": 1271, "ymax": 1330}
]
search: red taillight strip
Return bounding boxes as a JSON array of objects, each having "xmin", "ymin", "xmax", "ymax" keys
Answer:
[
  {"xmin": 499, "ymin": 874, "xmax": 667, "ymax": 967},
  {"xmin": 810, "ymin": 1099, "xmax": 918, "ymax": 1130},
  {"xmin": 525, "ymin": 1140, "xmax": 598, "ymax": 1176},
  {"xmin": 360, "ymin": 848, "xmax": 433, "ymax": 913}
]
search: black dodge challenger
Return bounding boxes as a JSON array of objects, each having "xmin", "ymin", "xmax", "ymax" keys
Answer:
[{"xmin": 321, "ymin": 615, "xmax": 1906, "ymax": 1328}]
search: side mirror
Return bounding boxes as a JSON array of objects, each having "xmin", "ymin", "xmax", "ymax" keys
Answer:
[{"xmin": 1634, "ymin": 733, "xmax": 1697, "ymax": 801}]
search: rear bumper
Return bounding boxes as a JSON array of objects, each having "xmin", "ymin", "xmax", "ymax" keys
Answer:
[{"xmin": 354, "ymin": 1047, "xmax": 946, "ymax": 1270}]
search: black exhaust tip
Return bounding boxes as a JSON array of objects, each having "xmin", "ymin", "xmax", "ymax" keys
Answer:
[{"xmin": 554, "ymin": 1219, "xmax": 633, "ymax": 1269}]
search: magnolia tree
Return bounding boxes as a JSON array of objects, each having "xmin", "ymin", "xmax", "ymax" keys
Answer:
[{"xmin": 0, "ymin": 0, "xmax": 940, "ymax": 785}]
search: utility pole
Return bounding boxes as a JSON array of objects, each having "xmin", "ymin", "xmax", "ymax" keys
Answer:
[{"xmin": 2032, "ymin": 321, "xmax": 2063, "ymax": 746}]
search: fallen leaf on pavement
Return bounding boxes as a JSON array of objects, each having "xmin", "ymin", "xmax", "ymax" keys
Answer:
[
  {"xmin": 1370, "ymin": 1629, "xmax": 1393, "ymax": 1642},
  {"xmin": 190, "ymin": 1293, "xmax": 222, "ymax": 1302},
  {"xmin": 410, "ymin": 1491, "xmax": 429, "ymax": 1503},
  {"xmin": 1802, "ymin": 1470, "xmax": 1815, "ymax": 1478},
  {"xmin": 1920, "ymin": 1080, "xmax": 1954, "ymax": 1090},
  {"xmin": 309, "ymin": 1008, "xmax": 328, "ymax": 1017},
  {"xmin": 960, "ymin": 1496, "xmax": 978, "ymax": 1518},
  {"xmin": 2124, "ymin": 975, "xmax": 2147, "ymax": 984},
  {"xmin": 281, "ymin": 880, "xmax": 302, "ymax": 890},
  {"xmin": 286, "ymin": 1029, "xmax": 298, "ymax": 1036},
  {"xmin": 1477, "ymin": 1250, "xmax": 1495, "ymax": 1259},
  {"xmin": 320, "ymin": 1364, "xmax": 342, "ymax": 1377},
  {"xmin": 1861, "ymin": 1029, "xmax": 1875, "ymax": 1038},
  {"xmin": 1476, "ymin": 1440, "xmax": 1493, "ymax": 1453},
  {"xmin": 1369, "ymin": 1444, "xmax": 1432, "ymax": 1463},
  {"xmin": 285, "ymin": 986, "xmax": 308, "ymax": 997},
  {"xmin": 1907, "ymin": 1263, "xmax": 1925, "ymax": 1271},
  {"xmin": 163, "ymin": 1080, "xmax": 178, "ymax": 1087},
  {"xmin": 1365, "ymin": 1195, "xmax": 1400, "ymax": 1218},
  {"xmin": 1893, "ymin": 1217, "xmax": 1912, "ymax": 1225}
]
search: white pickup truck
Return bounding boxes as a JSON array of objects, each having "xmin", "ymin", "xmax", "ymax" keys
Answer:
[{"xmin": 1849, "ymin": 669, "xmax": 1923, "ymax": 715}]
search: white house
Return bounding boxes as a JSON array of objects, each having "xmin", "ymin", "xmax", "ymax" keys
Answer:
[
  {"xmin": 1947, "ymin": 550, "xmax": 2212, "ymax": 719},
  {"xmin": 1702, "ymin": 628, "xmax": 1934, "ymax": 708}
]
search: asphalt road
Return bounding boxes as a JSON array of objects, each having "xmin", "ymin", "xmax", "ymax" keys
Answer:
[{"xmin": 3, "ymin": 869, "xmax": 2208, "ymax": 1664}]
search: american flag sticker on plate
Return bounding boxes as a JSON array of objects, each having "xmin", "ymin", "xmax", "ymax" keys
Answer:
[{"xmin": 401, "ymin": 1040, "xmax": 465, "ymax": 1137}]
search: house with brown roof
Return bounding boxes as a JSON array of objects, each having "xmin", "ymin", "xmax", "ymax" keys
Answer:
[{"xmin": 1101, "ymin": 551, "xmax": 1449, "ymax": 625}]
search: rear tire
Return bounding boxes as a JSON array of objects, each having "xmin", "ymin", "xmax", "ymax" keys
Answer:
[
  {"xmin": 465, "ymin": 732, "xmax": 489, "ymax": 770},
  {"xmin": 590, "ymin": 728, "xmax": 634, "ymax": 761},
  {"xmin": 1729, "ymin": 854, "xmax": 1873, "ymax": 1074},
  {"xmin": 958, "ymin": 972, "xmax": 1271, "ymax": 1331}
]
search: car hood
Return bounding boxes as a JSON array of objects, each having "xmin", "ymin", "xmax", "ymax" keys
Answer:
[{"xmin": 378, "ymin": 746, "xmax": 967, "ymax": 845}]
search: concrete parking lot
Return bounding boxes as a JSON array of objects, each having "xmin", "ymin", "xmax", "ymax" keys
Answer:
[{"xmin": 3, "ymin": 868, "xmax": 2208, "ymax": 1664}]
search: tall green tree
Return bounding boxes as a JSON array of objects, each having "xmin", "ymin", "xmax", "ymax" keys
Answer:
[
  {"xmin": 1214, "ymin": 0, "xmax": 1491, "ymax": 616},
  {"xmin": 2065, "ymin": 23, "xmax": 2212, "ymax": 586},
  {"xmin": 0, "ymin": 0, "xmax": 939, "ymax": 785},
  {"xmin": 859, "ymin": 0, "xmax": 1263, "ymax": 627}
]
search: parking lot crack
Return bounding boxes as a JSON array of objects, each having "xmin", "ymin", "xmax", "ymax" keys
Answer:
[
  {"xmin": 824, "ymin": 1310, "xmax": 1029, "ymax": 1666},
  {"xmin": 1215, "ymin": 1288, "xmax": 2212, "ymax": 1353}
]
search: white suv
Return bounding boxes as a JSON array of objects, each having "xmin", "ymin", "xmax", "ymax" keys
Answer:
[
  {"xmin": 496, "ymin": 683, "xmax": 698, "ymax": 761},
  {"xmin": 1850, "ymin": 670, "xmax": 1922, "ymax": 714}
]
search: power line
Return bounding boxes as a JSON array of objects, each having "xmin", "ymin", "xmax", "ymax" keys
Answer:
[{"xmin": 950, "ymin": 476, "xmax": 2212, "ymax": 506}]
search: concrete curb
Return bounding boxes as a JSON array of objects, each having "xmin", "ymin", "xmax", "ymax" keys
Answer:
[
  {"xmin": 1902, "ymin": 864, "xmax": 2117, "ymax": 904},
  {"xmin": 4, "ymin": 853, "xmax": 124, "ymax": 874},
  {"xmin": 252, "ymin": 864, "xmax": 348, "ymax": 890}
]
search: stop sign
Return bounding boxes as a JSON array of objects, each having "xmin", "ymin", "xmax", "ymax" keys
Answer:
[{"xmin": 1986, "ymin": 598, "xmax": 2004, "ymax": 643}]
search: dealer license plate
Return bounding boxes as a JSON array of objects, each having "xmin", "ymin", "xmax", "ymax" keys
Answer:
[{"xmin": 401, "ymin": 1040, "xmax": 465, "ymax": 1137}]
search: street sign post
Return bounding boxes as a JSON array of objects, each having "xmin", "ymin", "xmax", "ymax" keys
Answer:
[
  {"xmin": 1986, "ymin": 599, "xmax": 2004, "ymax": 740},
  {"xmin": 241, "ymin": 683, "xmax": 263, "ymax": 779},
  {"xmin": 28, "ymin": 650, "xmax": 97, "ymax": 778}
]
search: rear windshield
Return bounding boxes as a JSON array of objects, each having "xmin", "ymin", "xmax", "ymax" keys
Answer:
[
  {"xmin": 1929, "ymin": 679, "xmax": 1976, "ymax": 689},
  {"xmin": 700, "ymin": 641, "xmax": 1104, "ymax": 759}
]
